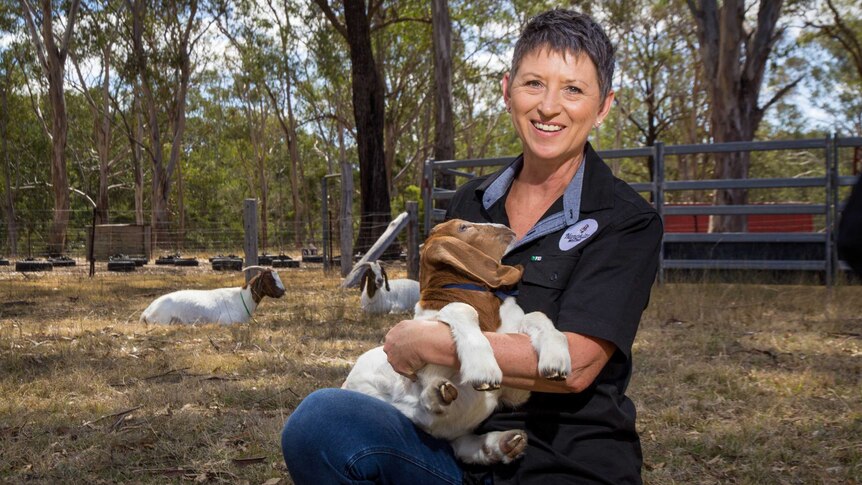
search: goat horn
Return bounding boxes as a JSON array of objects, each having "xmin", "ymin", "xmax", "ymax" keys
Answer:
[{"xmin": 242, "ymin": 265, "xmax": 269, "ymax": 272}]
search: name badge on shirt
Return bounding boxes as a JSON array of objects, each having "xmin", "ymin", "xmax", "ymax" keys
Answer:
[{"xmin": 559, "ymin": 219, "xmax": 598, "ymax": 251}]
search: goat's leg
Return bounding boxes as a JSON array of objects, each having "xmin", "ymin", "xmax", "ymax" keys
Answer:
[
  {"xmin": 436, "ymin": 302, "xmax": 502, "ymax": 391},
  {"xmin": 418, "ymin": 376, "xmax": 459, "ymax": 415},
  {"xmin": 498, "ymin": 299, "xmax": 570, "ymax": 381},
  {"xmin": 450, "ymin": 430, "xmax": 528, "ymax": 465},
  {"xmin": 521, "ymin": 311, "xmax": 571, "ymax": 380}
]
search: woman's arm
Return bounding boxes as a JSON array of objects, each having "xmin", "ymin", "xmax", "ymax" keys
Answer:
[{"xmin": 383, "ymin": 319, "xmax": 615, "ymax": 393}]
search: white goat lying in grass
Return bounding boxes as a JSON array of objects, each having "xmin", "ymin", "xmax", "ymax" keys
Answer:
[
  {"xmin": 359, "ymin": 260, "xmax": 419, "ymax": 314},
  {"xmin": 343, "ymin": 219, "xmax": 571, "ymax": 465},
  {"xmin": 140, "ymin": 266, "xmax": 285, "ymax": 324}
]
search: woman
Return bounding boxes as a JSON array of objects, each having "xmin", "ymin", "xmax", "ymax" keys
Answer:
[{"xmin": 282, "ymin": 9, "xmax": 662, "ymax": 484}]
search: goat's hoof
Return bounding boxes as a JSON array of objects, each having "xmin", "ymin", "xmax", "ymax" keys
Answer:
[
  {"xmin": 473, "ymin": 381, "xmax": 501, "ymax": 391},
  {"xmin": 481, "ymin": 430, "xmax": 528, "ymax": 464},
  {"xmin": 439, "ymin": 381, "xmax": 458, "ymax": 404},
  {"xmin": 541, "ymin": 368, "xmax": 569, "ymax": 381},
  {"xmin": 500, "ymin": 430, "xmax": 528, "ymax": 462}
]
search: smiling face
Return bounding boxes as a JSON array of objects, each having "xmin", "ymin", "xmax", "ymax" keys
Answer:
[{"xmin": 503, "ymin": 48, "xmax": 614, "ymax": 169}]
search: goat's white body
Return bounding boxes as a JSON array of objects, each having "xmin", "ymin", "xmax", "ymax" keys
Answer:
[
  {"xmin": 360, "ymin": 278, "xmax": 420, "ymax": 314},
  {"xmin": 343, "ymin": 297, "xmax": 569, "ymax": 464},
  {"xmin": 140, "ymin": 287, "xmax": 258, "ymax": 324}
]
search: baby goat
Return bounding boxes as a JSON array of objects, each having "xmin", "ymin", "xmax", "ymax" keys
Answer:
[
  {"xmin": 359, "ymin": 260, "xmax": 419, "ymax": 314},
  {"xmin": 343, "ymin": 219, "xmax": 571, "ymax": 465},
  {"xmin": 140, "ymin": 266, "xmax": 285, "ymax": 324}
]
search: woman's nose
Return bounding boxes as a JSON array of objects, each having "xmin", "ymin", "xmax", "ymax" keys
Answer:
[{"xmin": 537, "ymin": 89, "xmax": 561, "ymax": 117}]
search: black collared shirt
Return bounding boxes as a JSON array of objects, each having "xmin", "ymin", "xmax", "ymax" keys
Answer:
[{"xmin": 447, "ymin": 143, "xmax": 662, "ymax": 484}]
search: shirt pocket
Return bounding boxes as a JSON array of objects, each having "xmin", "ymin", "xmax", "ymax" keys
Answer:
[
  {"xmin": 521, "ymin": 255, "xmax": 579, "ymax": 290},
  {"xmin": 517, "ymin": 256, "xmax": 580, "ymax": 319}
]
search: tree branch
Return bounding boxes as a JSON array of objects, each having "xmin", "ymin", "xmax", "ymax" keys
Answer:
[
  {"xmin": 312, "ymin": 0, "xmax": 348, "ymax": 39},
  {"xmin": 59, "ymin": 0, "xmax": 82, "ymax": 59},
  {"xmin": 760, "ymin": 75, "xmax": 803, "ymax": 114},
  {"xmin": 18, "ymin": 0, "xmax": 49, "ymax": 75}
]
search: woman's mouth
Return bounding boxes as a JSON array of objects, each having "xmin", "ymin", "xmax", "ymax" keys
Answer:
[{"xmin": 532, "ymin": 121, "xmax": 563, "ymax": 133}]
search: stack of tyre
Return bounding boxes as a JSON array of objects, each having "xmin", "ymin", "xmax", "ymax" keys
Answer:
[
  {"xmin": 108, "ymin": 254, "xmax": 137, "ymax": 272},
  {"xmin": 16, "ymin": 258, "xmax": 53, "ymax": 272},
  {"xmin": 272, "ymin": 254, "xmax": 299, "ymax": 268},
  {"xmin": 210, "ymin": 255, "xmax": 243, "ymax": 271},
  {"xmin": 155, "ymin": 254, "xmax": 199, "ymax": 267}
]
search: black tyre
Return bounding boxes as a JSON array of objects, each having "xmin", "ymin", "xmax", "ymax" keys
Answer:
[
  {"xmin": 173, "ymin": 257, "xmax": 199, "ymax": 267},
  {"xmin": 0, "ymin": 258, "xmax": 9, "ymax": 266},
  {"xmin": 107, "ymin": 260, "xmax": 136, "ymax": 272},
  {"xmin": 212, "ymin": 257, "xmax": 243, "ymax": 271},
  {"xmin": 129, "ymin": 257, "xmax": 148, "ymax": 267},
  {"xmin": 49, "ymin": 256, "xmax": 77, "ymax": 267},
  {"xmin": 258, "ymin": 254, "xmax": 274, "ymax": 266},
  {"xmin": 155, "ymin": 256, "xmax": 175, "ymax": 265},
  {"xmin": 16, "ymin": 259, "xmax": 54, "ymax": 272},
  {"xmin": 272, "ymin": 258, "xmax": 299, "ymax": 268},
  {"xmin": 302, "ymin": 254, "xmax": 323, "ymax": 263}
]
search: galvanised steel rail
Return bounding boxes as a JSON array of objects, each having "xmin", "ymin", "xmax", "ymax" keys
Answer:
[{"xmin": 422, "ymin": 135, "xmax": 862, "ymax": 286}]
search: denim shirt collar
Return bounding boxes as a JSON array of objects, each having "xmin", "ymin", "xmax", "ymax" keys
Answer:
[{"xmin": 476, "ymin": 151, "xmax": 587, "ymax": 251}]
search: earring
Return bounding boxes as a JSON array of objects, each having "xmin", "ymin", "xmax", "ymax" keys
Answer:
[{"xmin": 506, "ymin": 106, "xmax": 511, "ymax": 113}]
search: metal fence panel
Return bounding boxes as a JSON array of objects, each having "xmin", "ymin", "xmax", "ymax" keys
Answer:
[{"xmin": 422, "ymin": 136, "xmax": 862, "ymax": 286}]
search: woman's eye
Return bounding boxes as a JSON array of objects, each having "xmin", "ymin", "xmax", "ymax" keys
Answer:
[
  {"xmin": 525, "ymin": 80, "xmax": 542, "ymax": 88},
  {"xmin": 565, "ymin": 86, "xmax": 582, "ymax": 95}
]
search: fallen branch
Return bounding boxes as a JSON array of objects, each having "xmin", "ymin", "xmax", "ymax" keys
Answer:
[
  {"xmin": 143, "ymin": 367, "xmax": 190, "ymax": 381},
  {"xmin": 82, "ymin": 405, "xmax": 142, "ymax": 428},
  {"xmin": 250, "ymin": 387, "xmax": 301, "ymax": 406}
]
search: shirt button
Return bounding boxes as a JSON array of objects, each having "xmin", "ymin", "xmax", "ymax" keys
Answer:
[{"xmin": 550, "ymin": 272, "xmax": 558, "ymax": 281}]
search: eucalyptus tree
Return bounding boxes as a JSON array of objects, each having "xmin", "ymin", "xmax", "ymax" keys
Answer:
[
  {"xmin": 0, "ymin": 27, "xmax": 19, "ymax": 255},
  {"xmin": 313, "ymin": 0, "xmax": 391, "ymax": 252},
  {"xmin": 604, "ymin": 0, "xmax": 709, "ymax": 193},
  {"xmin": 687, "ymin": 0, "xmax": 803, "ymax": 232},
  {"xmin": 432, "ymin": 0, "xmax": 455, "ymax": 197},
  {"xmin": 258, "ymin": 0, "xmax": 308, "ymax": 247},
  {"xmin": 18, "ymin": 0, "xmax": 82, "ymax": 255},
  {"xmin": 124, "ymin": 0, "xmax": 210, "ymax": 248},
  {"xmin": 805, "ymin": 0, "xmax": 862, "ymax": 136},
  {"xmin": 69, "ymin": 0, "xmax": 126, "ymax": 225}
]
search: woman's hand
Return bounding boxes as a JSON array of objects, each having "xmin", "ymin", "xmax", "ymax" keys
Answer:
[{"xmin": 383, "ymin": 320, "xmax": 454, "ymax": 381}]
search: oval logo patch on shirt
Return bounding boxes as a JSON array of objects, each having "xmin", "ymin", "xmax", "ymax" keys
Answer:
[{"xmin": 559, "ymin": 219, "xmax": 598, "ymax": 251}]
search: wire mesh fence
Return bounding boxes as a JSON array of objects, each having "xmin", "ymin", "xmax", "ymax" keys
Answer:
[{"xmin": 0, "ymin": 207, "xmax": 411, "ymax": 264}]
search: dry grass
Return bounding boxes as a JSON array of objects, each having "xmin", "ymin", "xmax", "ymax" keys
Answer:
[{"xmin": 0, "ymin": 263, "xmax": 859, "ymax": 484}]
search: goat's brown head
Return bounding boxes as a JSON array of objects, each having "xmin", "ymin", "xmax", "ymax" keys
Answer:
[
  {"xmin": 421, "ymin": 219, "xmax": 521, "ymax": 289},
  {"xmin": 243, "ymin": 267, "xmax": 286, "ymax": 303}
]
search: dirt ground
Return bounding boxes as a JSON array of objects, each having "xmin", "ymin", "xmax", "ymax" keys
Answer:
[{"xmin": 0, "ymin": 261, "xmax": 859, "ymax": 484}]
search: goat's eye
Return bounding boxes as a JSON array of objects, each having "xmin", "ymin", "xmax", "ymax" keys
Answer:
[{"xmin": 459, "ymin": 223, "xmax": 468, "ymax": 232}]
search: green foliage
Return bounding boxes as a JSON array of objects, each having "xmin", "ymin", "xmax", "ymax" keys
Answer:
[{"xmin": 2, "ymin": 0, "xmax": 859, "ymax": 256}]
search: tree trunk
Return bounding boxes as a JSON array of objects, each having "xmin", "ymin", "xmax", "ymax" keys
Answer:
[
  {"xmin": 95, "ymin": 43, "xmax": 112, "ymax": 225},
  {"xmin": 432, "ymin": 0, "xmax": 455, "ymax": 208},
  {"xmin": 688, "ymin": 0, "xmax": 785, "ymax": 232},
  {"xmin": 342, "ymin": 0, "xmax": 391, "ymax": 252},
  {"xmin": 1, "ymin": 70, "xmax": 17, "ymax": 257},
  {"xmin": 133, "ymin": 90, "xmax": 144, "ymax": 225},
  {"xmin": 20, "ymin": 0, "xmax": 81, "ymax": 255},
  {"xmin": 127, "ymin": 0, "xmax": 196, "ymax": 248}
]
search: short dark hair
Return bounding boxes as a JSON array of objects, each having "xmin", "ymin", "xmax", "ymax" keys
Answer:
[{"xmin": 510, "ymin": 9, "xmax": 615, "ymax": 102}]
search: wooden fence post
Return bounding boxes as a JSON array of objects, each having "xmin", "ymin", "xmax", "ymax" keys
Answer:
[
  {"xmin": 244, "ymin": 199, "xmax": 258, "ymax": 283},
  {"xmin": 406, "ymin": 201, "xmax": 420, "ymax": 280},
  {"xmin": 321, "ymin": 177, "xmax": 330, "ymax": 272},
  {"xmin": 340, "ymin": 161, "xmax": 354, "ymax": 277}
]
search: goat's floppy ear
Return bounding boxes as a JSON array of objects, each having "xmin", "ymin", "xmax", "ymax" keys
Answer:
[
  {"xmin": 423, "ymin": 236, "xmax": 522, "ymax": 288},
  {"xmin": 379, "ymin": 264, "xmax": 390, "ymax": 291},
  {"xmin": 362, "ymin": 268, "xmax": 377, "ymax": 299}
]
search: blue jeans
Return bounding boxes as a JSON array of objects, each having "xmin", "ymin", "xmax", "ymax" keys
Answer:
[{"xmin": 281, "ymin": 388, "xmax": 466, "ymax": 484}]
